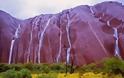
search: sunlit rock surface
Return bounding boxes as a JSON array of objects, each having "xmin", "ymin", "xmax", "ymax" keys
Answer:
[{"xmin": 0, "ymin": 1, "xmax": 124, "ymax": 66}]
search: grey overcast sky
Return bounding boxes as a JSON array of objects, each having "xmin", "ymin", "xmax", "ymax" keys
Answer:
[{"xmin": 0, "ymin": 0, "xmax": 124, "ymax": 19}]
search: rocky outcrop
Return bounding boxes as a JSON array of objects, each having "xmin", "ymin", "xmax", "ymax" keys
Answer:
[{"xmin": 0, "ymin": 1, "xmax": 124, "ymax": 66}]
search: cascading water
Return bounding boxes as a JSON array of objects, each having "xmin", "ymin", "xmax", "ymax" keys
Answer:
[
  {"xmin": 56, "ymin": 30, "xmax": 62, "ymax": 63},
  {"xmin": 34, "ymin": 16, "xmax": 41, "ymax": 63},
  {"xmin": 37, "ymin": 17, "xmax": 52, "ymax": 64},
  {"xmin": 8, "ymin": 24, "xmax": 21, "ymax": 64},
  {"xmin": 27, "ymin": 16, "xmax": 41, "ymax": 63},
  {"xmin": 107, "ymin": 20, "xmax": 110, "ymax": 26},
  {"xmin": 27, "ymin": 27, "xmax": 33, "ymax": 63},
  {"xmin": 90, "ymin": 6, "xmax": 95, "ymax": 14},
  {"xmin": 113, "ymin": 28, "xmax": 122, "ymax": 59},
  {"xmin": 90, "ymin": 4, "xmax": 122, "ymax": 60},
  {"xmin": 106, "ymin": 18, "xmax": 121, "ymax": 59},
  {"xmin": 66, "ymin": 14, "xmax": 72, "ymax": 64}
]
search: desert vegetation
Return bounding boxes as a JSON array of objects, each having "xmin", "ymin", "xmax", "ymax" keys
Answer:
[{"xmin": 0, "ymin": 57, "xmax": 124, "ymax": 78}]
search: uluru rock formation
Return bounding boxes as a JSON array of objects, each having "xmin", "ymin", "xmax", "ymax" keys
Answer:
[{"xmin": 0, "ymin": 1, "xmax": 124, "ymax": 66}]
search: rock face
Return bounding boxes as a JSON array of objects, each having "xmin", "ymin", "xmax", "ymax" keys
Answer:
[{"xmin": 0, "ymin": 1, "xmax": 124, "ymax": 66}]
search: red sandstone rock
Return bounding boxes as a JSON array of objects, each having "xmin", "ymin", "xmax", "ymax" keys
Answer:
[{"xmin": 0, "ymin": 1, "xmax": 124, "ymax": 65}]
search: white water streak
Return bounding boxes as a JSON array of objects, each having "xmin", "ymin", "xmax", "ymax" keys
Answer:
[
  {"xmin": 56, "ymin": 30, "xmax": 62, "ymax": 63},
  {"xmin": 66, "ymin": 14, "xmax": 72, "ymax": 64},
  {"xmin": 113, "ymin": 28, "xmax": 121, "ymax": 59},
  {"xmin": 27, "ymin": 16, "xmax": 41, "ymax": 63},
  {"xmin": 27, "ymin": 23, "xmax": 33, "ymax": 63},
  {"xmin": 27, "ymin": 29, "xmax": 33, "ymax": 63},
  {"xmin": 8, "ymin": 40, "xmax": 15, "ymax": 64},
  {"xmin": 37, "ymin": 18, "xmax": 51, "ymax": 64},
  {"xmin": 8, "ymin": 24, "xmax": 21, "ymax": 64},
  {"xmin": 90, "ymin": 6, "xmax": 94, "ymax": 14},
  {"xmin": 107, "ymin": 20, "xmax": 110, "ymax": 27}
]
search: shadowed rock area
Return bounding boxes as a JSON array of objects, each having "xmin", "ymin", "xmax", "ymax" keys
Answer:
[{"xmin": 0, "ymin": 1, "xmax": 124, "ymax": 66}]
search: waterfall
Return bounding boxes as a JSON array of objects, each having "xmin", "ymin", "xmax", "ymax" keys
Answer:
[
  {"xmin": 8, "ymin": 40, "xmax": 15, "ymax": 64},
  {"xmin": 90, "ymin": 6, "xmax": 95, "ymax": 14},
  {"xmin": 66, "ymin": 14, "xmax": 72, "ymax": 64},
  {"xmin": 113, "ymin": 28, "xmax": 122, "ymax": 59},
  {"xmin": 106, "ymin": 19, "xmax": 121, "ymax": 59},
  {"xmin": 8, "ymin": 24, "xmax": 21, "ymax": 64},
  {"xmin": 27, "ymin": 27, "xmax": 33, "ymax": 63},
  {"xmin": 56, "ymin": 30, "xmax": 62, "ymax": 63},
  {"xmin": 107, "ymin": 20, "xmax": 110, "ymax": 26},
  {"xmin": 37, "ymin": 18, "xmax": 52, "ymax": 64},
  {"xmin": 34, "ymin": 16, "xmax": 41, "ymax": 63},
  {"xmin": 27, "ymin": 16, "xmax": 41, "ymax": 63}
]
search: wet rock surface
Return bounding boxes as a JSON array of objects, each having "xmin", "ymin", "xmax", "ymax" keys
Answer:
[{"xmin": 0, "ymin": 1, "xmax": 124, "ymax": 65}]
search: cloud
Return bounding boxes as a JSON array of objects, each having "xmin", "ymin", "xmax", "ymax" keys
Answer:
[
  {"xmin": 19, "ymin": 0, "xmax": 94, "ymax": 19},
  {"xmin": 0, "ymin": 0, "xmax": 22, "ymax": 16},
  {"xmin": 0, "ymin": 0, "xmax": 124, "ymax": 19}
]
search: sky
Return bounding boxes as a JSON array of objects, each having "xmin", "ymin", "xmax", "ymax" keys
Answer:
[{"xmin": 0, "ymin": 0, "xmax": 124, "ymax": 19}]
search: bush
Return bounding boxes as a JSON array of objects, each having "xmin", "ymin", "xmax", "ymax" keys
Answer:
[
  {"xmin": 103, "ymin": 57, "xmax": 124, "ymax": 74},
  {"xmin": 23, "ymin": 63, "xmax": 50, "ymax": 73},
  {"xmin": 8, "ymin": 64, "xmax": 23, "ymax": 71},
  {"xmin": 78, "ymin": 63, "xmax": 97, "ymax": 73},
  {"xmin": 0, "ymin": 64, "xmax": 23, "ymax": 73},
  {"xmin": 40, "ymin": 64, "xmax": 50, "ymax": 73},
  {"xmin": 1, "ymin": 69, "xmax": 32, "ymax": 78},
  {"xmin": 0, "ymin": 64, "xmax": 10, "ymax": 72},
  {"xmin": 23, "ymin": 63, "xmax": 34, "ymax": 70},
  {"xmin": 50, "ymin": 63, "xmax": 66, "ymax": 73},
  {"xmin": 2, "ymin": 69, "xmax": 19, "ymax": 78},
  {"xmin": 19, "ymin": 69, "xmax": 32, "ymax": 78}
]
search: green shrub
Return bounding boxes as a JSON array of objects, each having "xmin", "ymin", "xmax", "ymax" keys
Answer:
[
  {"xmin": 8, "ymin": 64, "xmax": 23, "ymax": 71},
  {"xmin": 40, "ymin": 64, "xmax": 50, "ymax": 73},
  {"xmin": 2, "ymin": 69, "xmax": 19, "ymax": 78},
  {"xmin": 0, "ymin": 64, "xmax": 10, "ymax": 72},
  {"xmin": 78, "ymin": 63, "xmax": 97, "ymax": 73},
  {"xmin": 50, "ymin": 63, "xmax": 66, "ymax": 73},
  {"xmin": 0, "ymin": 64, "xmax": 23, "ymax": 73},
  {"xmin": 103, "ymin": 57, "xmax": 124, "ymax": 74},
  {"xmin": 1, "ymin": 69, "xmax": 32, "ymax": 78},
  {"xmin": 23, "ymin": 63, "xmax": 50, "ymax": 73},
  {"xmin": 30, "ymin": 64, "xmax": 47, "ymax": 73},
  {"xmin": 19, "ymin": 69, "xmax": 32, "ymax": 78},
  {"xmin": 66, "ymin": 64, "xmax": 76, "ymax": 73},
  {"xmin": 23, "ymin": 63, "xmax": 34, "ymax": 70}
]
